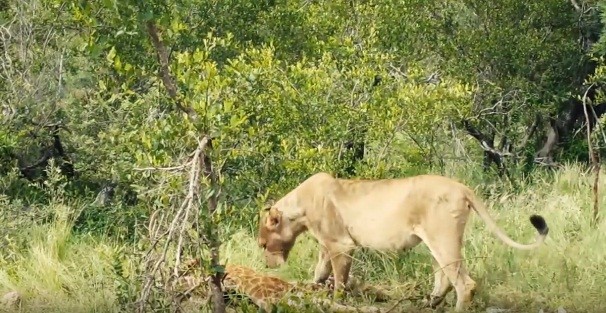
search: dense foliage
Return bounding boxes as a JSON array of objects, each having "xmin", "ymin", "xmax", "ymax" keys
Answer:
[{"xmin": 2, "ymin": 0, "xmax": 606, "ymax": 311}]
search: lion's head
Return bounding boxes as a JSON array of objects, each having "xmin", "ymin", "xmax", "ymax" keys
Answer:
[{"xmin": 257, "ymin": 205, "xmax": 301, "ymax": 268}]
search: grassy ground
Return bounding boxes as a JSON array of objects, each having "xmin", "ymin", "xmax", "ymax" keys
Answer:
[
  {"xmin": 1, "ymin": 164, "xmax": 606, "ymax": 312},
  {"xmin": 0, "ymin": 218, "xmax": 124, "ymax": 312}
]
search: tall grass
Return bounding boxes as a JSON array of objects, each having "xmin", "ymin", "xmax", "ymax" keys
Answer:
[
  {"xmin": 222, "ymin": 163, "xmax": 606, "ymax": 312},
  {"xmin": 1, "ymin": 163, "xmax": 605, "ymax": 312},
  {"xmin": 0, "ymin": 202, "xmax": 130, "ymax": 313}
]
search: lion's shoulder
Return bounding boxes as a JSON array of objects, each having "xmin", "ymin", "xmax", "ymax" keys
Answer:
[
  {"xmin": 309, "ymin": 171, "xmax": 336, "ymax": 181},
  {"xmin": 301, "ymin": 172, "xmax": 339, "ymax": 187}
]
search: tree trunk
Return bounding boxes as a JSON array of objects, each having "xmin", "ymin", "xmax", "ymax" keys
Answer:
[
  {"xmin": 533, "ymin": 0, "xmax": 603, "ymax": 164},
  {"xmin": 200, "ymin": 138, "xmax": 226, "ymax": 313},
  {"xmin": 535, "ymin": 97, "xmax": 606, "ymax": 164}
]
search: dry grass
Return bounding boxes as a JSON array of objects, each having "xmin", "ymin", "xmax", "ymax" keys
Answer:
[{"xmin": 0, "ymin": 204, "xmax": 124, "ymax": 313}]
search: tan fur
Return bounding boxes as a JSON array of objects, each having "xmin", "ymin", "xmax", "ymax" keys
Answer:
[{"xmin": 257, "ymin": 173, "xmax": 549, "ymax": 311}]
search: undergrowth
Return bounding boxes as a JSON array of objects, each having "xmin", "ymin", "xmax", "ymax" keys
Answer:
[{"xmin": 0, "ymin": 163, "xmax": 605, "ymax": 312}]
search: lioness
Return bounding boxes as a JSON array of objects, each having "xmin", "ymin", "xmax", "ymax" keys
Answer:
[{"xmin": 257, "ymin": 172, "xmax": 548, "ymax": 311}]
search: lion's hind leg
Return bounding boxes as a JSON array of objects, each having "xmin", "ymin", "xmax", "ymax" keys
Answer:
[
  {"xmin": 415, "ymin": 230, "xmax": 476, "ymax": 312},
  {"xmin": 425, "ymin": 256, "xmax": 453, "ymax": 308}
]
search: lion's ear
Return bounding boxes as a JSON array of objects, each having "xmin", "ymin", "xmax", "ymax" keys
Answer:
[
  {"xmin": 258, "ymin": 202, "xmax": 272, "ymax": 218},
  {"xmin": 266, "ymin": 207, "xmax": 282, "ymax": 229}
]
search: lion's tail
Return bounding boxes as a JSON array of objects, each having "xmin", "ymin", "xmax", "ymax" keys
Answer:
[{"xmin": 465, "ymin": 190, "xmax": 549, "ymax": 251}]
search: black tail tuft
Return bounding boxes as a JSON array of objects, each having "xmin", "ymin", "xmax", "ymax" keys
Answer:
[{"xmin": 529, "ymin": 215, "xmax": 549, "ymax": 236}]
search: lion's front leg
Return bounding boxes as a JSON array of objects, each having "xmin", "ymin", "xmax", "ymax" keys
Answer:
[
  {"xmin": 313, "ymin": 247, "xmax": 332, "ymax": 284},
  {"xmin": 329, "ymin": 249, "xmax": 353, "ymax": 300}
]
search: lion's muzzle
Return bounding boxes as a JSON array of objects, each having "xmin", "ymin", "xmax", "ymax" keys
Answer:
[{"xmin": 263, "ymin": 250, "xmax": 287, "ymax": 268}]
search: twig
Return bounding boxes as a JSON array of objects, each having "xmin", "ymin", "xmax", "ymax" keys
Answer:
[
  {"xmin": 133, "ymin": 162, "xmax": 193, "ymax": 172},
  {"xmin": 462, "ymin": 119, "xmax": 513, "ymax": 180},
  {"xmin": 384, "ymin": 295, "xmax": 425, "ymax": 313}
]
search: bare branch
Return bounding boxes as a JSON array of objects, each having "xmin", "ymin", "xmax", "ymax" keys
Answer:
[
  {"xmin": 582, "ymin": 84, "xmax": 600, "ymax": 227},
  {"xmin": 136, "ymin": 135, "xmax": 225, "ymax": 313},
  {"xmin": 137, "ymin": 137, "xmax": 208, "ymax": 312},
  {"xmin": 582, "ymin": 84, "xmax": 595, "ymax": 158},
  {"xmin": 588, "ymin": 103, "xmax": 606, "ymax": 144}
]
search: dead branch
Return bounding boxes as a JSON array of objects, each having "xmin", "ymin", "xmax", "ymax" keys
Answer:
[
  {"xmin": 136, "ymin": 136, "xmax": 225, "ymax": 313},
  {"xmin": 582, "ymin": 84, "xmax": 600, "ymax": 227}
]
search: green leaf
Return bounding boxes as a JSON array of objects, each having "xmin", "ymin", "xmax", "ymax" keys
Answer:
[{"xmin": 106, "ymin": 46, "xmax": 116, "ymax": 63}]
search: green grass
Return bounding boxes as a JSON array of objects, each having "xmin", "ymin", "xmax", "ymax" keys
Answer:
[{"xmin": 2, "ymin": 163, "xmax": 606, "ymax": 312}]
